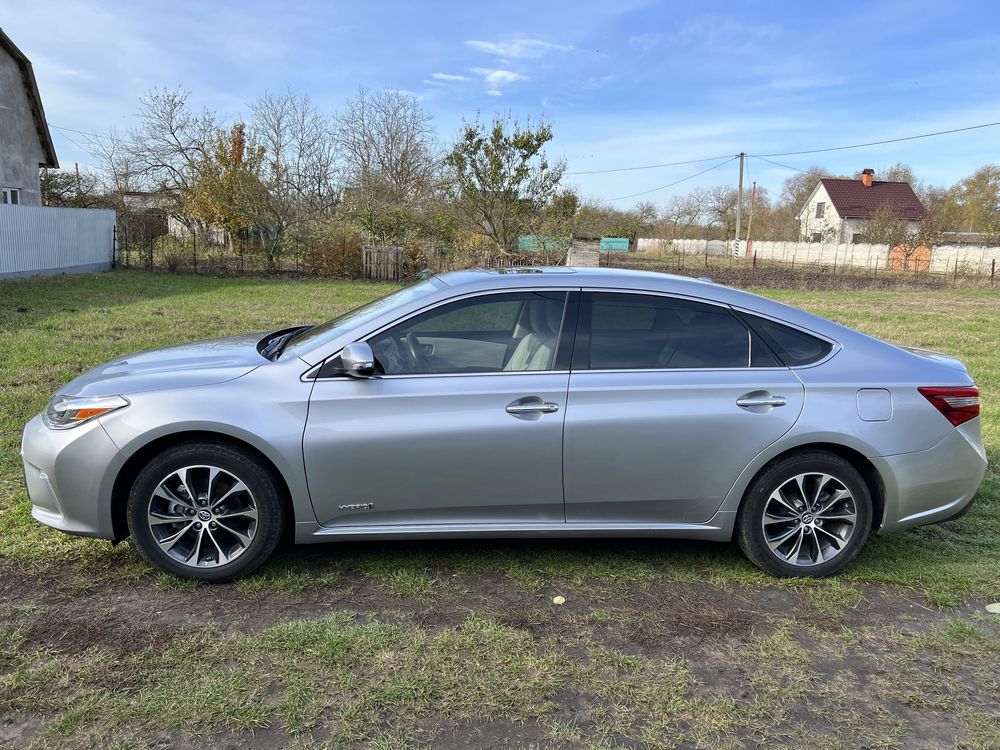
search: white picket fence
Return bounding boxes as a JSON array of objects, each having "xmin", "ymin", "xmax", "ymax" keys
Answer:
[
  {"xmin": 0, "ymin": 204, "xmax": 117, "ymax": 280},
  {"xmin": 636, "ymin": 238, "xmax": 1000, "ymax": 276}
]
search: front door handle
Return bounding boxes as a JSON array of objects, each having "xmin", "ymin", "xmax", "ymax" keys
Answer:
[
  {"xmin": 506, "ymin": 401, "xmax": 560, "ymax": 415},
  {"xmin": 737, "ymin": 395, "xmax": 787, "ymax": 408}
]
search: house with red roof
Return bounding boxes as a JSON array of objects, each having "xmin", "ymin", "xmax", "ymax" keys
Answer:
[{"xmin": 798, "ymin": 169, "xmax": 927, "ymax": 243}]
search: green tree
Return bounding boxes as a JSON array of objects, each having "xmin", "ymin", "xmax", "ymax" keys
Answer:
[
  {"xmin": 184, "ymin": 122, "xmax": 264, "ymax": 239},
  {"xmin": 445, "ymin": 114, "xmax": 566, "ymax": 254}
]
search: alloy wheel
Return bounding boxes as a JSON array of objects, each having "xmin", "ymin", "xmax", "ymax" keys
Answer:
[
  {"xmin": 761, "ymin": 472, "xmax": 858, "ymax": 567},
  {"xmin": 146, "ymin": 465, "xmax": 258, "ymax": 568}
]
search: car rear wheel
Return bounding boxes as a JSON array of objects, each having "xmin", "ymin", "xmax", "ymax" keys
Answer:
[
  {"xmin": 127, "ymin": 442, "xmax": 285, "ymax": 582},
  {"xmin": 736, "ymin": 451, "xmax": 872, "ymax": 577}
]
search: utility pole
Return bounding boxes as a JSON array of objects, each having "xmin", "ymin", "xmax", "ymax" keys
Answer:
[
  {"xmin": 734, "ymin": 152, "xmax": 745, "ymax": 259},
  {"xmin": 745, "ymin": 181, "xmax": 757, "ymax": 258}
]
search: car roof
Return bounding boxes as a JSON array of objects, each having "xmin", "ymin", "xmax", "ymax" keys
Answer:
[
  {"xmin": 434, "ymin": 266, "xmax": 849, "ymax": 341},
  {"xmin": 436, "ymin": 266, "xmax": 717, "ymax": 291}
]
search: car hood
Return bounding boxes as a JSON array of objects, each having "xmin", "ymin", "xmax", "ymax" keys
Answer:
[{"xmin": 58, "ymin": 332, "xmax": 268, "ymax": 398}]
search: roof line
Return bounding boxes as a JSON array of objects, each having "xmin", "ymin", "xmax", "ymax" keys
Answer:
[{"xmin": 0, "ymin": 26, "xmax": 58, "ymax": 168}]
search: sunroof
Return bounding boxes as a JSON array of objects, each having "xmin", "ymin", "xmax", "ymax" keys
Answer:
[{"xmin": 488, "ymin": 267, "xmax": 577, "ymax": 275}]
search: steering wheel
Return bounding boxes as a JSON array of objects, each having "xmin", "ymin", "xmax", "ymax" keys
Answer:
[{"xmin": 405, "ymin": 332, "xmax": 431, "ymax": 372}]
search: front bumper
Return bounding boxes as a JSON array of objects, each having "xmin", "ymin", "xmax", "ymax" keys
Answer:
[
  {"xmin": 21, "ymin": 414, "xmax": 126, "ymax": 539},
  {"xmin": 875, "ymin": 419, "xmax": 988, "ymax": 533}
]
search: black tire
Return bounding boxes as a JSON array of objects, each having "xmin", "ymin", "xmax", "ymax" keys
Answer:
[
  {"xmin": 736, "ymin": 451, "xmax": 872, "ymax": 577},
  {"xmin": 127, "ymin": 441, "xmax": 286, "ymax": 583}
]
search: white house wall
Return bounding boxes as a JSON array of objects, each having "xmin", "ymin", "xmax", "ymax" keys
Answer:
[{"xmin": 798, "ymin": 184, "xmax": 843, "ymax": 240}]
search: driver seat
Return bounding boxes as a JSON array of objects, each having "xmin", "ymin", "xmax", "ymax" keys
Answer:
[{"xmin": 503, "ymin": 302, "xmax": 563, "ymax": 371}]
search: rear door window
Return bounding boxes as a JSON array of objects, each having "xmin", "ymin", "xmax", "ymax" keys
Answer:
[{"xmin": 579, "ymin": 292, "xmax": 750, "ymax": 370}]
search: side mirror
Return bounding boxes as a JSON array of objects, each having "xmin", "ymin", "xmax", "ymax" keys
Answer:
[{"xmin": 323, "ymin": 342, "xmax": 376, "ymax": 378}]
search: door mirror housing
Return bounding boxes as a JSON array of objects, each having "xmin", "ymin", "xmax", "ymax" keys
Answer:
[{"xmin": 323, "ymin": 342, "xmax": 376, "ymax": 378}]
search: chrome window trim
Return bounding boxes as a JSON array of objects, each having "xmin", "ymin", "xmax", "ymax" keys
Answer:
[
  {"xmin": 305, "ymin": 287, "xmax": 575, "ymax": 381},
  {"xmin": 574, "ymin": 366, "xmax": 790, "ymax": 376}
]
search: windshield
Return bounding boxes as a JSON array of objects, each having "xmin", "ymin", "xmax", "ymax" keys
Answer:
[{"xmin": 286, "ymin": 279, "xmax": 441, "ymax": 350}]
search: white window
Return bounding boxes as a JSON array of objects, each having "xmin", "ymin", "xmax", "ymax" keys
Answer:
[
  {"xmin": 815, "ymin": 201, "xmax": 825, "ymax": 218},
  {"xmin": 1, "ymin": 188, "xmax": 20, "ymax": 205}
]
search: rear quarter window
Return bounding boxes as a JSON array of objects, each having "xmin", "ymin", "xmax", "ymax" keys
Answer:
[{"xmin": 742, "ymin": 313, "xmax": 833, "ymax": 367}]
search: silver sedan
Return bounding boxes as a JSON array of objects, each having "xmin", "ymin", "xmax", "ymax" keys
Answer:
[{"xmin": 21, "ymin": 268, "xmax": 987, "ymax": 581}]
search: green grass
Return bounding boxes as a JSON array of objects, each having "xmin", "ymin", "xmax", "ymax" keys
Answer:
[{"xmin": 1, "ymin": 270, "xmax": 999, "ymax": 748}]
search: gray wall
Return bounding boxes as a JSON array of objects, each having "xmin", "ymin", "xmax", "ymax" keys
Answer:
[
  {"xmin": 0, "ymin": 48, "xmax": 45, "ymax": 206},
  {"xmin": 0, "ymin": 204, "xmax": 116, "ymax": 279}
]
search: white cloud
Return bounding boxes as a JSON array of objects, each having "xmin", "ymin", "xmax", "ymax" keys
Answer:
[
  {"xmin": 431, "ymin": 72, "xmax": 468, "ymax": 81},
  {"xmin": 486, "ymin": 89, "xmax": 503, "ymax": 97},
  {"xmin": 470, "ymin": 67, "xmax": 527, "ymax": 86},
  {"xmin": 465, "ymin": 36, "xmax": 571, "ymax": 60}
]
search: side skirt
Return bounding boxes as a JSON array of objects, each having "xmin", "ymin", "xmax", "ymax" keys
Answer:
[{"xmin": 294, "ymin": 513, "xmax": 736, "ymax": 544}]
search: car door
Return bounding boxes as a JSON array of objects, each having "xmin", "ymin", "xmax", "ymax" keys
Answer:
[
  {"xmin": 303, "ymin": 290, "xmax": 575, "ymax": 527},
  {"xmin": 563, "ymin": 290, "xmax": 805, "ymax": 524}
]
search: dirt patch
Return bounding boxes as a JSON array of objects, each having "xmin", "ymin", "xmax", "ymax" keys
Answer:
[{"xmin": 21, "ymin": 611, "xmax": 179, "ymax": 658}]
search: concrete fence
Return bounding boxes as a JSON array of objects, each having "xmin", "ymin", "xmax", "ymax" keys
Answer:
[
  {"xmin": 0, "ymin": 204, "xmax": 117, "ymax": 280},
  {"xmin": 636, "ymin": 238, "xmax": 1000, "ymax": 276}
]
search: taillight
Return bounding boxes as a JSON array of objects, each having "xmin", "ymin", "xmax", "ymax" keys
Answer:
[{"xmin": 918, "ymin": 386, "xmax": 980, "ymax": 427}]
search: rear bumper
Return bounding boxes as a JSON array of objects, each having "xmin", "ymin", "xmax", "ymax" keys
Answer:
[
  {"xmin": 21, "ymin": 414, "xmax": 125, "ymax": 539},
  {"xmin": 875, "ymin": 419, "xmax": 988, "ymax": 533}
]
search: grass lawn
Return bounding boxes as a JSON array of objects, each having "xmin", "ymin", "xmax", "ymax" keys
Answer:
[{"xmin": 1, "ymin": 270, "xmax": 998, "ymax": 749}]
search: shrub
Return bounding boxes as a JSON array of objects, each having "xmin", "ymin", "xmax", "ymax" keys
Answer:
[{"xmin": 303, "ymin": 234, "xmax": 363, "ymax": 278}]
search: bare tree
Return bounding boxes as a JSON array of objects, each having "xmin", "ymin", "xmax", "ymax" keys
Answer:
[
  {"xmin": 336, "ymin": 87, "xmax": 438, "ymax": 203},
  {"xmin": 659, "ymin": 192, "xmax": 705, "ymax": 239},
  {"xmin": 247, "ymin": 90, "xmax": 341, "ymax": 263},
  {"xmin": 861, "ymin": 204, "xmax": 941, "ymax": 269}
]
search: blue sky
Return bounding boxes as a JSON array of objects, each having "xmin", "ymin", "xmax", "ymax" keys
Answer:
[{"xmin": 6, "ymin": 0, "xmax": 1000, "ymax": 207}]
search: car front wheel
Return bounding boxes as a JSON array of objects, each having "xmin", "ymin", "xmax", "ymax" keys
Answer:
[
  {"xmin": 127, "ymin": 441, "xmax": 285, "ymax": 582},
  {"xmin": 736, "ymin": 451, "xmax": 872, "ymax": 577}
]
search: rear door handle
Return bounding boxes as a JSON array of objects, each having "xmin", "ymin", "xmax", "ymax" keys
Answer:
[
  {"xmin": 506, "ymin": 401, "xmax": 560, "ymax": 415},
  {"xmin": 737, "ymin": 395, "xmax": 787, "ymax": 408}
]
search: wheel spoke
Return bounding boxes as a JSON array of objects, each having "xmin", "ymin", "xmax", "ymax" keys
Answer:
[
  {"xmin": 763, "ymin": 511, "xmax": 796, "ymax": 526},
  {"xmin": 766, "ymin": 524, "xmax": 801, "ymax": 550},
  {"xmin": 768, "ymin": 489, "xmax": 801, "ymax": 515},
  {"xmin": 806, "ymin": 527, "xmax": 825, "ymax": 563},
  {"xmin": 204, "ymin": 527, "xmax": 230, "ymax": 564},
  {"xmin": 175, "ymin": 468, "xmax": 196, "ymax": 503},
  {"xmin": 207, "ymin": 467, "xmax": 221, "ymax": 501},
  {"xmin": 818, "ymin": 508, "xmax": 857, "ymax": 524},
  {"xmin": 215, "ymin": 507, "xmax": 258, "ymax": 522},
  {"xmin": 784, "ymin": 528, "xmax": 806, "ymax": 563},
  {"xmin": 153, "ymin": 484, "xmax": 194, "ymax": 510},
  {"xmin": 814, "ymin": 524, "xmax": 847, "ymax": 548},
  {"xmin": 156, "ymin": 521, "xmax": 196, "ymax": 552},
  {"xmin": 148, "ymin": 511, "xmax": 189, "ymax": 526},
  {"xmin": 215, "ymin": 520, "xmax": 252, "ymax": 547},
  {"xmin": 212, "ymin": 481, "xmax": 250, "ymax": 509},
  {"xmin": 189, "ymin": 525, "xmax": 205, "ymax": 565},
  {"xmin": 815, "ymin": 486, "xmax": 850, "ymax": 515}
]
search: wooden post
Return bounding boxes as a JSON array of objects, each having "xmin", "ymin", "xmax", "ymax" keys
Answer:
[
  {"xmin": 954, "ymin": 255, "xmax": 959, "ymax": 284},
  {"xmin": 991, "ymin": 258, "xmax": 996, "ymax": 287}
]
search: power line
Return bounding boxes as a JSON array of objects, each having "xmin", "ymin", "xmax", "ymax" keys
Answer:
[
  {"xmin": 752, "ymin": 119, "xmax": 1000, "ymax": 158},
  {"xmin": 48, "ymin": 123, "xmax": 100, "ymax": 159},
  {"xmin": 47, "ymin": 121, "xmax": 101, "ymax": 139},
  {"xmin": 751, "ymin": 155, "xmax": 811, "ymax": 174},
  {"xmin": 566, "ymin": 154, "xmax": 737, "ymax": 176},
  {"xmin": 606, "ymin": 156, "xmax": 738, "ymax": 201}
]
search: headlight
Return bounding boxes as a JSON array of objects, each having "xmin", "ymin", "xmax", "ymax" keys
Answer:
[{"xmin": 43, "ymin": 395, "xmax": 130, "ymax": 430}]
